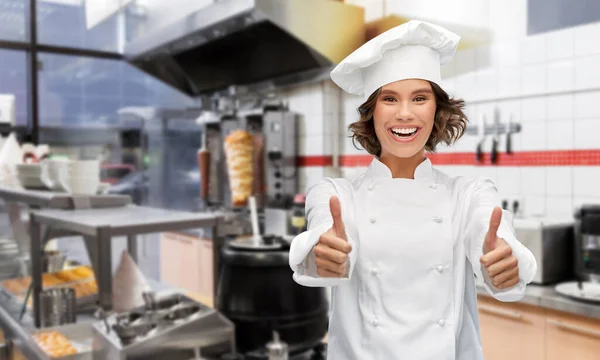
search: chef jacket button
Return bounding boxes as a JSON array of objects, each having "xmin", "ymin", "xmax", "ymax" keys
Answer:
[
  {"xmin": 432, "ymin": 216, "xmax": 443, "ymax": 223},
  {"xmin": 370, "ymin": 217, "xmax": 376, "ymax": 224},
  {"xmin": 436, "ymin": 265, "xmax": 444, "ymax": 273},
  {"xmin": 429, "ymin": 183, "xmax": 437, "ymax": 189},
  {"xmin": 367, "ymin": 184, "xmax": 374, "ymax": 191},
  {"xmin": 371, "ymin": 268, "xmax": 380, "ymax": 275},
  {"xmin": 372, "ymin": 318, "xmax": 379, "ymax": 326},
  {"xmin": 438, "ymin": 319, "xmax": 446, "ymax": 327}
]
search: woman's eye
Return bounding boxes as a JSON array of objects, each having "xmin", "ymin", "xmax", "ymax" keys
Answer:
[
  {"xmin": 383, "ymin": 97, "xmax": 396, "ymax": 102},
  {"xmin": 414, "ymin": 96, "xmax": 426, "ymax": 102}
]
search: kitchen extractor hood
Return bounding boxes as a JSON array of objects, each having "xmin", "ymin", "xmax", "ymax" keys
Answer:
[{"xmin": 124, "ymin": 0, "xmax": 365, "ymax": 96}]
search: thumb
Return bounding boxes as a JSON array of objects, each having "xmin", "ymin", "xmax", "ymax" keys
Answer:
[
  {"xmin": 329, "ymin": 196, "xmax": 347, "ymax": 241},
  {"xmin": 483, "ymin": 207, "xmax": 502, "ymax": 253}
]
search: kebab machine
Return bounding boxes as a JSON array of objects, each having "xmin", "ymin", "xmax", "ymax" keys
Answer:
[{"xmin": 196, "ymin": 99, "xmax": 330, "ymax": 359}]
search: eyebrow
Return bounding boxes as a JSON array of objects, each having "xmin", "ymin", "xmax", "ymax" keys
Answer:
[{"xmin": 380, "ymin": 88, "xmax": 433, "ymax": 96}]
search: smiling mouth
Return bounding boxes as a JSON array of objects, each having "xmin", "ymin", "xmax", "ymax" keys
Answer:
[{"xmin": 389, "ymin": 127, "xmax": 420, "ymax": 140}]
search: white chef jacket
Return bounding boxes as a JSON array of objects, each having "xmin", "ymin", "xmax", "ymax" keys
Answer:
[{"xmin": 289, "ymin": 157, "xmax": 537, "ymax": 360}]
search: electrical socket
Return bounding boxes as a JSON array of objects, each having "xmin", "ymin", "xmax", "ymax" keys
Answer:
[{"xmin": 500, "ymin": 196, "xmax": 524, "ymax": 217}]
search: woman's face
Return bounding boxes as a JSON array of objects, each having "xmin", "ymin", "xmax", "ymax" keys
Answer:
[{"xmin": 373, "ymin": 79, "xmax": 437, "ymax": 159}]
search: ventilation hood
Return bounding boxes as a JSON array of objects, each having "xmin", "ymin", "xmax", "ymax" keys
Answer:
[{"xmin": 124, "ymin": 0, "xmax": 365, "ymax": 96}]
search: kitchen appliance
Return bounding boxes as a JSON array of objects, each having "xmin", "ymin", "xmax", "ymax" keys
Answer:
[
  {"xmin": 199, "ymin": 101, "xmax": 298, "ymax": 214},
  {"xmin": 217, "ymin": 237, "xmax": 328, "ymax": 357},
  {"xmin": 124, "ymin": 0, "xmax": 365, "ymax": 96},
  {"xmin": 92, "ymin": 292, "xmax": 236, "ymax": 359},
  {"xmin": 216, "ymin": 196, "xmax": 328, "ymax": 358},
  {"xmin": 512, "ymin": 217, "xmax": 574, "ymax": 285},
  {"xmin": 574, "ymin": 205, "xmax": 600, "ymax": 283}
]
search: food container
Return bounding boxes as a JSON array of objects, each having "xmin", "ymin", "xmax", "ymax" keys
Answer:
[{"xmin": 30, "ymin": 323, "xmax": 95, "ymax": 360}]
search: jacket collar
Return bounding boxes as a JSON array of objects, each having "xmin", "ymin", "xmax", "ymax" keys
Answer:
[{"xmin": 366, "ymin": 156, "xmax": 434, "ymax": 182}]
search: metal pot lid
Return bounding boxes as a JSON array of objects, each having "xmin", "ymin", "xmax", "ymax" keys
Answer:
[
  {"xmin": 555, "ymin": 281, "xmax": 600, "ymax": 304},
  {"xmin": 228, "ymin": 234, "xmax": 284, "ymax": 251}
]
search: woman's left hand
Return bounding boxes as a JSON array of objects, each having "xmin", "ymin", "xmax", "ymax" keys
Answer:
[{"xmin": 480, "ymin": 207, "xmax": 519, "ymax": 290}]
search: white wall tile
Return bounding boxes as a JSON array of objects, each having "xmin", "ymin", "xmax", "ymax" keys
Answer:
[
  {"xmin": 521, "ymin": 168, "xmax": 546, "ymax": 196},
  {"xmin": 475, "ymin": 167, "xmax": 498, "ymax": 185},
  {"xmin": 475, "ymin": 43, "xmax": 500, "ymax": 69},
  {"xmin": 521, "ymin": 34, "xmax": 546, "ymax": 64},
  {"xmin": 546, "ymin": 28, "xmax": 574, "ymax": 61},
  {"xmin": 475, "ymin": 69, "xmax": 498, "ymax": 100},
  {"xmin": 440, "ymin": 77, "xmax": 457, "ymax": 97},
  {"xmin": 546, "ymin": 94, "xmax": 573, "ymax": 120},
  {"xmin": 497, "ymin": 67, "xmax": 521, "ymax": 97},
  {"xmin": 574, "ymin": 119, "xmax": 600, "ymax": 149},
  {"xmin": 573, "ymin": 167, "xmax": 600, "ymax": 197},
  {"xmin": 545, "ymin": 167, "xmax": 572, "ymax": 197},
  {"xmin": 496, "ymin": 167, "xmax": 521, "ymax": 197},
  {"xmin": 546, "ymin": 120, "xmax": 574, "ymax": 150},
  {"xmin": 342, "ymin": 135, "xmax": 364, "ymax": 155},
  {"xmin": 574, "ymin": 90, "xmax": 600, "ymax": 119},
  {"xmin": 521, "ymin": 64, "xmax": 547, "ymax": 95},
  {"xmin": 299, "ymin": 167, "xmax": 328, "ymax": 192},
  {"xmin": 547, "ymin": 60, "xmax": 574, "ymax": 92},
  {"xmin": 298, "ymin": 134, "xmax": 325, "ymax": 156},
  {"xmin": 455, "ymin": 73, "xmax": 477, "ymax": 100},
  {"xmin": 574, "ymin": 22, "xmax": 600, "ymax": 57},
  {"xmin": 520, "ymin": 121, "xmax": 547, "ymax": 150},
  {"xmin": 546, "ymin": 196, "xmax": 574, "ymax": 217},
  {"xmin": 575, "ymin": 55, "xmax": 600, "ymax": 90},
  {"xmin": 498, "ymin": 41, "xmax": 521, "ymax": 68},
  {"xmin": 574, "ymin": 196, "xmax": 600, "ymax": 209},
  {"xmin": 523, "ymin": 195, "xmax": 546, "ymax": 216},
  {"xmin": 521, "ymin": 97, "xmax": 546, "ymax": 122},
  {"xmin": 454, "ymin": 48, "xmax": 476, "ymax": 74}
]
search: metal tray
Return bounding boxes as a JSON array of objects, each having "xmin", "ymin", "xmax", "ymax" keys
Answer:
[{"xmin": 29, "ymin": 322, "xmax": 96, "ymax": 360}]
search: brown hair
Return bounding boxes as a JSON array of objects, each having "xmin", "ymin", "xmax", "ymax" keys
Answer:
[{"xmin": 348, "ymin": 82, "xmax": 468, "ymax": 155}]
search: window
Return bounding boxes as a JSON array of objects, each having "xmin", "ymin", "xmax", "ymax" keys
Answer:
[
  {"xmin": 38, "ymin": 53, "xmax": 198, "ymax": 127},
  {"xmin": 0, "ymin": 0, "xmax": 28, "ymax": 42},
  {"xmin": 528, "ymin": 0, "xmax": 600, "ymax": 35},
  {"xmin": 0, "ymin": 49, "xmax": 27, "ymax": 125},
  {"xmin": 36, "ymin": 0, "xmax": 144, "ymax": 52}
]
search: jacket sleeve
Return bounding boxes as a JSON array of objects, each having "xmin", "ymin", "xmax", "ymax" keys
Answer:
[
  {"xmin": 463, "ymin": 177, "xmax": 537, "ymax": 302},
  {"xmin": 289, "ymin": 178, "xmax": 358, "ymax": 287}
]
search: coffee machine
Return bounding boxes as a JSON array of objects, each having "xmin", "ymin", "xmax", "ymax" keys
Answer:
[{"xmin": 574, "ymin": 205, "xmax": 600, "ymax": 283}]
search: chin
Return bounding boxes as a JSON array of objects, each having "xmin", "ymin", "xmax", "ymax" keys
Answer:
[{"xmin": 383, "ymin": 146, "xmax": 425, "ymax": 159}]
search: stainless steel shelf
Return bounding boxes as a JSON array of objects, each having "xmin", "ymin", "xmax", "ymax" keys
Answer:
[
  {"xmin": 0, "ymin": 186, "xmax": 131, "ymax": 209},
  {"xmin": 29, "ymin": 206, "xmax": 223, "ymax": 327},
  {"xmin": 30, "ymin": 205, "xmax": 221, "ymax": 237}
]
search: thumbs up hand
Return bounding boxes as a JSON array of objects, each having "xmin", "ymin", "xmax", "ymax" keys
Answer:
[
  {"xmin": 480, "ymin": 207, "xmax": 520, "ymax": 290},
  {"xmin": 314, "ymin": 196, "xmax": 352, "ymax": 278}
]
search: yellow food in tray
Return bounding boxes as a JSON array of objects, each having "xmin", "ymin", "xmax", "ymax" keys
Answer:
[
  {"xmin": 2, "ymin": 266, "xmax": 98, "ymax": 301},
  {"xmin": 55, "ymin": 266, "xmax": 95, "ymax": 283},
  {"xmin": 33, "ymin": 331, "xmax": 78, "ymax": 358}
]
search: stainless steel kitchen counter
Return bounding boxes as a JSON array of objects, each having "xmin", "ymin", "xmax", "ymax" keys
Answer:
[{"xmin": 476, "ymin": 282, "xmax": 600, "ymax": 320}]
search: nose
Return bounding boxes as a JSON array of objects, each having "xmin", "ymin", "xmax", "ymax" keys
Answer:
[{"xmin": 394, "ymin": 101, "xmax": 414, "ymax": 121}]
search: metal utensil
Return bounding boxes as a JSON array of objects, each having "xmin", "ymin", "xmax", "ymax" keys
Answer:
[
  {"xmin": 506, "ymin": 113, "xmax": 513, "ymax": 154},
  {"xmin": 491, "ymin": 108, "xmax": 500, "ymax": 164},
  {"xmin": 476, "ymin": 115, "xmax": 486, "ymax": 163}
]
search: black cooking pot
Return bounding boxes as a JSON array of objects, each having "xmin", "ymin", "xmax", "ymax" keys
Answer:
[{"xmin": 216, "ymin": 236, "xmax": 328, "ymax": 355}]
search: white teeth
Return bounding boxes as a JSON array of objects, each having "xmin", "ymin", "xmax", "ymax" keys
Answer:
[{"xmin": 391, "ymin": 128, "xmax": 417, "ymax": 135}]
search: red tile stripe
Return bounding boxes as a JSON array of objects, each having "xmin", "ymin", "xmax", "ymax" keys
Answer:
[
  {"xmin": 296, "ymin": 155, "xmax": 333, "ymax": 167},
  {"xmin": 297, "ymin": 150, "xmax": 600, "ymax": 167}
]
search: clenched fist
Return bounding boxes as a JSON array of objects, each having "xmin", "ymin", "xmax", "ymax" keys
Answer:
[
  {"xmin": 314, "ymin": 196, "xmax": 352, "ymax": 278},
  {"xmin": 480, "ymin": 207, "xmax": 520, "ymax": 290}
]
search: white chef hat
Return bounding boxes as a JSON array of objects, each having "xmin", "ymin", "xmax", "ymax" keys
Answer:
[{"xmin": 330, "ymin": 20, "xmax": 460, "ymax": 99}]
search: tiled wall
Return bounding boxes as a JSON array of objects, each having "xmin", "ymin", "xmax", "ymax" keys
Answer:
[{"xmin": 286, "ymin": 1, "xmax": 600, "ymax": 219}]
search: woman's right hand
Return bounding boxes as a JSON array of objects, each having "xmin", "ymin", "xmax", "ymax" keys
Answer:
[{"xmin": 314, "ymin": 196, "xmax": 353, "ymax": 277}]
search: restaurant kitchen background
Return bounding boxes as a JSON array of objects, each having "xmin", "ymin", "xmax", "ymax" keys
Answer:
[{"xmin": 0, "ymin": 0, "xmax": 599, "ymax": 359}]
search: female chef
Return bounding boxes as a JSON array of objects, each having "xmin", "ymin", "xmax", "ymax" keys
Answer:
[{"xmin": 288, "ymin": 20, "xmax": 537, "ymax": 360}]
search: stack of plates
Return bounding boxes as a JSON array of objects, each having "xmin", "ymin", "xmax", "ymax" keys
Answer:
[{"xmin": 16, "ymin": 164, "xmax": 47, "ymax": 190}]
